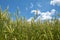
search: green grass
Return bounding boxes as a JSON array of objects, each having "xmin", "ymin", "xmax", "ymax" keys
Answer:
[{"xmin": 0, "ymin": 7, "xmax": 60, "ymax": 40}]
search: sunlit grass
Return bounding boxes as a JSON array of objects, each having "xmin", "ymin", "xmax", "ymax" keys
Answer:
[{"xmin": 0, "ymin": 7, "xmax": 60, "ymax": 40}]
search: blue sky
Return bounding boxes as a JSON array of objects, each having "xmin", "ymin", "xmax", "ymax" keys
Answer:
[{"xmin": 0, "ymin": 0, "xmax": 60, "ymax": 21}]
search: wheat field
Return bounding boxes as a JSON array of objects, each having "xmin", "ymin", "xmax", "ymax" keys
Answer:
[{"xmin": 0, "ymin": 7, "xmax": 60, "ymax": 40}]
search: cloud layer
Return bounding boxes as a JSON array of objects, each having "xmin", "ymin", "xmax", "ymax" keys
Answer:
[
  {"xmin": 27, "ymin": 9, "xmax": 56, "ymax": 22},
  {"xmin": 50, "ymin": 0, "xmax": 60, "ymax": 6}
]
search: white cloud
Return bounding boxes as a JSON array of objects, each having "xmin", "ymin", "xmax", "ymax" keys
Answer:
[
  {"xmin": 30, "ymin": 3, "xmax": 33, "ymax": 8},
  {"xmin": 27, "ymin": 17, "xmax": 34, "ymax": 22},
  {"xmin": 25, "ymin": 3, "xmax": 33, "ymax": 11},
  {"xmin": 28, "ymin": 9, "xmax": 56, "ymax": 22},
  {"xmin": 34, "ymin": 16, "xmax": 41, "ymax": 22},
  {"xmin": 31, "ymin": 10, "xmax": 41, "ymax": 15},
  {"xmin": 37, "ymin": 9, "xmax": 56, "ymax": 20},
  {"xmin": 50, "ymin": 0, "xmax": 60, "ymax": 6},
  {"xmin": 51, "ymin": 9, "xmax": 56, "ymax": 13}
]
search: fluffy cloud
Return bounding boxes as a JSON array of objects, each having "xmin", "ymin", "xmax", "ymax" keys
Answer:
[
  {"xmin": 50, "ymin": 0, "xmax": 60, "ymax": 6},
  {"xmin": 41, "ymin": 9, "xmax": 56, "ymax": 20},
  {"xmin": 27, "ymin": 9, "xmax": 56, "ymax": 22},
  {"xmin": 31, "ymin": 10, "xmax": 41, "ymax": 15}
]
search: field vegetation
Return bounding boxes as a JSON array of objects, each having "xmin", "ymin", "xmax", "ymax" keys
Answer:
[{"xmin": 0, "ymin": 7, "xmax": 60, "ymax": 40}]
